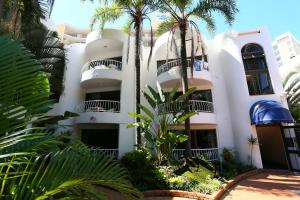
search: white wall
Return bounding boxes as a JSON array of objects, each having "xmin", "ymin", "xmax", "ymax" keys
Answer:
[{"xmin": 53, "ymin": 27, "xmax": 291, "ymax": 166}]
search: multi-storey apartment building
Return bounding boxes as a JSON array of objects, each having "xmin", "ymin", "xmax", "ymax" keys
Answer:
[
  {"xmin": 52, "ymin": 25, "xmax": 299, "ymax": 171},
  {"xmin": 272, "ymin": 32, "xmax": 300, "ymax": 67}
]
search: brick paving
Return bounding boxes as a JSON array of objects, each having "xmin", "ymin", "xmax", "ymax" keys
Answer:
[{"xmin": 221, "ymin": 170, "xmax": 300, "ymax": 200}]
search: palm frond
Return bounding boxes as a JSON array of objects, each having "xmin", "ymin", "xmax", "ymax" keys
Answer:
[
  {"xmin": 0, "ymin": 36, "xmax": 51, "ymax": 135},
  {"xmin": 23, "ymin": 28, "xmax": 66, "ymax": 102},
  {"xmin": 0, "ymin": 145, "xmax": 142, "ymax": 200}
]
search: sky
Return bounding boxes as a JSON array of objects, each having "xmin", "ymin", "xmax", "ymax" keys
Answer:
[{"xmin": 51, "ymin": 0, "xmax": 300, "ymax": 41}]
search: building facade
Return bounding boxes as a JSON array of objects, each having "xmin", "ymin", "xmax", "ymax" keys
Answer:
[
  {"xmin": 52, "ymin": 25, "xmax": 298, "ymax": 170},
  {"xmin": 272, "ymin": 32, "xmax": 300, "ymax": 67}
]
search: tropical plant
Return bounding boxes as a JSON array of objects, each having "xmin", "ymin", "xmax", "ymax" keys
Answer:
[
  {"xmin": 155, "ymin": 0, "xmax": 238, "ymax": 157},
  {"xmin": 127, "ymin": 83, "xmax": 197, "ymax": 164},
  {"xmin": 82, "ymin": 0, "xmax": 159, "ymax": 146},
  {"xmin": 0, "ymin": 144, "xmax": 141, "ymax": 200},
  {"xmin": 247, "ymin": 135, "xmax": 257, "ymax": 165},
  {"xmin": 0, "ymin": 36, "xmax": 141, "ymax": 200},
  {"xmin": 1, "ymin": 0, "xmax": 66, "ymax": 102},
  {"xmin": 0, "ymin": 0, "xmax": 54, "ymax": 38}
]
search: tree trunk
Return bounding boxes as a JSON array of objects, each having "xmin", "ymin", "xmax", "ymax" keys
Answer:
[
  {"xmin": 135, "ymin": 21, "xmax": 142, "ymax": 146},
  {"xmin": 0, "ymin": 0, "xmax": 4, "ymax": 19},
  {"xmin": 179, "ymin": 21, "xmax": 192, "ymax": 158}
]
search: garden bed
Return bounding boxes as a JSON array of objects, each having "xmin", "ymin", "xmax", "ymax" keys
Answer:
[{"xmin": 144, "ymin": 190, "xmax": 212, "ymax": 200}]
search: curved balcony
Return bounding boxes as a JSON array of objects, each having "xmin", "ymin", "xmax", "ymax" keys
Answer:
[
  {"xmin": 157, "ymin": 59, "xmax": 212, "ymax": 88},
  {"xmin": 75, "ymin": 100, "xmax": 128, "ymax": 124},
  {"xmin": 85, "ymin": 29, "xmax": 126, "ymax": 56},
  {"xmin": 77, "ymin": 100, "xmax": 120, "ymax": 113},
  {"xmin": 81, "ymin": 59, "xmax": 122, "ymax": 89},
  {"xmin": 159, "ymin": 100, "xmax": 214, "ymax": 113},
  {"xmin": 158, "ymin": 100, "xmax": 216, "ymax": 124}
]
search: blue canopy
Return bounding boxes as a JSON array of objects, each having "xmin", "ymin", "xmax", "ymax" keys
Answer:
[{"xmin": 250, "ymin": 100, "xmax": 294, "ymax": 125}]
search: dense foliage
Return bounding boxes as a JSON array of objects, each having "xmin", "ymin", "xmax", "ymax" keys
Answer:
[
  {"xmin": 0, "ymin": 36, "xmax": 141, "ymax": 200},
  {"xmin": 120, "ymin": 149, "xmax": 168, "ymax": 191},
  {"xmin": 128, "ymin": 84, "xmax": 196, "ymax": 164}
]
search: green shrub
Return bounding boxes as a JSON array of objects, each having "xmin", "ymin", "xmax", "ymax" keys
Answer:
[
  {"xmin": 120, "ymin": 150, "xmax": 167, "ymax": 191},
  {"xmin": 194, "ymin": 176, "xmax": 223, "ymax": 194},
  {"xmin": 220, "ymin": 148, "xmax": 255, "ymax": 179}
]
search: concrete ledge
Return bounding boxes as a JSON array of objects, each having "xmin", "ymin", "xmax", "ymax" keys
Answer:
[
  {"xmin": 143, "ymin": 190, "xmax": 212, "ymax": 200},
  {"xmin": 213, "ymin": 169, "xmax": 264, "ymax": 200}
]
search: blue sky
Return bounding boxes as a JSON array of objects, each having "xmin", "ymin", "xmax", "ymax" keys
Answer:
[{"xmin": 51, "ymin": 0, "xmax": 300, "ymax": 40}]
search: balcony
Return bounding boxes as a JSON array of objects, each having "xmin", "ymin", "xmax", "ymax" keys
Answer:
[
  {"xmin": 77, "ymin": 100, "xmax": 120, "ymax": 113},
  {"xmin": 157, "ymin": 59, "xmax": 212, "ymax": 88},
  {"xmin": 90, "ymin": 149, "xmax": 119, "ymax": 158},
  {"xmin": 85, "ymin": 29, "xmax": 126, "ymax": 56},
  {"xmin": 159, "ymin": 100, "xmax": 214, "ymax": 113},
  {"xmin": 81, "ymin": 59, "xmax": 122, "ymax": 89},
  {"xmin": 173, "ymin": 148, "xmax": 220, "ymax": 161},
  {"xmin": 158, "ymin": 100, "xmax": 216, "ymax": 124},
  {"xmin": 75, "ymin": 100, "xmax": 127, "ymax": 124}
]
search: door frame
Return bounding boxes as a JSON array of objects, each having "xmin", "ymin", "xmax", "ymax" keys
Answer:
[{"xmin": 280, "ymin": 125, "xmax": 300, "ymax": 172}]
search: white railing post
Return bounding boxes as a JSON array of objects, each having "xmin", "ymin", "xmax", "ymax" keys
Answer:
[
  {"xmin": 87, "ymin": 59, "xmax": 122, "ymax": 71},
  {"xmin": 77, "ymin": 100, "xmax": 121, "ymax": 113},
  {"xmin": 157, "ymin": 59, "xmax": 209, "ymax": 76},
  {"xmin": 91, "ymin": 149, "xmax": 119, "ymax": 158},
  {"xmin": 173, "ymin": 148, "xmax": 219, "ymax": 161}
]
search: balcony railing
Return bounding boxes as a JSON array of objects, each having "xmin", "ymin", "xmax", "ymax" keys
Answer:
[
  {"xmin": 77, "ymin": 100, "xmax": 120, "ymax": 113},
  {"xmin": 157, "ymin": 59, "xmax": 208, "ymax": 76},
  {"xmin": 88, "ymin": 59, "xmax": 122, "ymax": 71},
  {"xmin": 90, "ymin": 149, "xmax": 118, "ymax": 158},
  {"xmin": 158, "ymin": 100, "xmax": 214, "ymax": 113},
  {"xmin": 173, "ymin": 148, "xmax": 219, "ymax": 161}
]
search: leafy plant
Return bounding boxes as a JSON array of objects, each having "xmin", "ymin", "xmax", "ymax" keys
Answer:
[
  {"xmin": 0, "ymin": 36, "xmax": 141, "ymax": 200},
  {"xmin": 128, "ymin": 83, "xmax": 197, "ymax": 164},
  {"xmin": 247, "ymin": 135, "xmax": 257, "ymax": 165},
  {"xmin": 0, "ymin": 145, "xmax": 141, "ymax": 200},
  {"xmin": 120, "ymin": 150, "xmax": 167, "ymax": 191}
]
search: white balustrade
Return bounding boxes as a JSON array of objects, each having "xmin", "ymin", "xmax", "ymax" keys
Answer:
[
  {"xmin": 157, "ymin": 59, "xmax": 208, "ymax": 76},
  {"xmin": 91, "ymin": 149, "xmax": 118, "ymax": 158},
  {"xmin": 77, "ymin": 100, "xmax": 120, "ymax": 113},
  {"xmin": 89, "ymin": 59, "xmax": 122, "ymax": 70},
  {"xmin": 158, "ymin": 100, "xmax": 214, "ymax": 113},
  {"xmin": 173, "ymin": 148, "xmax": 219, "ymax": 161}
]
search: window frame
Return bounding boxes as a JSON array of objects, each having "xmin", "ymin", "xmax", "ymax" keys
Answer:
[{"xmin": 241, "ymin": 43, "xmax": 274, "ymax": 96}]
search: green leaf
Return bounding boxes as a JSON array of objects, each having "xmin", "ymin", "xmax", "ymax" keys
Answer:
[
  {"xmin": 176, "ymin": 111, "xmax": 197, "ymax": 123},
  {"xmin": 138, "ymin": 104, "xmax": 154, "ymax": 120}
]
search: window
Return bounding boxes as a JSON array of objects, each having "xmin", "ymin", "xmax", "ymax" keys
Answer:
[
  {"xmin": 175, "ymin": 129, "xmax": 217, "ymax": 149},
  {"xmin": 242, "ymin": 44, "xmax": 273, "ymax": 95}
]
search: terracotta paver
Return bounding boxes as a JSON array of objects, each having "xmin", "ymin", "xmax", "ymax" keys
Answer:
[{"xmin": 221, "ymin": 170, "xmax": 300, "ymax": 200}]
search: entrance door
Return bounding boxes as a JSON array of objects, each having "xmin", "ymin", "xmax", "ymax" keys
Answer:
[
  {"xmin": 256, "ymin": 126, "xmax": 288, "ymax": 169},
  {"xmin": 281, "ymin": 125, "xmax": 300, "ymax": 171}
]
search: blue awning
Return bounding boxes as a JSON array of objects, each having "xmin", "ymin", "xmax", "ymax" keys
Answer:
[{"xmin": 250, "ymin": 100, "xmax": 294, "ymax": 125}]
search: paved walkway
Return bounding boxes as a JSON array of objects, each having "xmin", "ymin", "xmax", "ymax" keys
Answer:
[{"xmin": 221, "ymin": 170, "xmax": 300, "ymax": 200}]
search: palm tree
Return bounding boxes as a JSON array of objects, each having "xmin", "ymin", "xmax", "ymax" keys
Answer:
[
  {"xmin": 0, "ymin": 35, "xmax": 141, "ymax": 200},
  {"xmin": 156, "ymin": 0, "xmax": 238, "ymax": 157},
  {"xmin": 0, "ymin": 0, "xmax": 66, "ymax": 102},
  {"xmin": 83, "ymin": 0, "xmax": 158, "ymax": 146}
]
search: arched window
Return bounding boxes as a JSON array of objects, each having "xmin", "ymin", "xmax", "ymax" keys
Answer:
[{"xmin": 241, "ymin": 44, "xmax": 273, "ymax": 95}]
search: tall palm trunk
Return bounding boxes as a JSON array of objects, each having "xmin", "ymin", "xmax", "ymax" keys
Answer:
[
  {"xmin": 0, "ymin": 0, "xmax": 4, "ymax": 19},
  {"xmin": 135, "ymin": 20, "xmax": 141, "ymax": 146},
  {"xmin": 179, "ymin": 21, "xmax": 192, "ymax": 157}
]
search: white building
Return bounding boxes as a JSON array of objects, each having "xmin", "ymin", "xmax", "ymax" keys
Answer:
[
  {"xmin": 272, "ymin": 32, "xmax": 300, "ymax": 67},
  {"xmin": 52, "ymin": 25, "xmax": 299, "ymax": 171}
]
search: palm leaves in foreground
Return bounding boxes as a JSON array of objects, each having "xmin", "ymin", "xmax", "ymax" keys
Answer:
[
  {"xmin": 1, "ymin": 145, "xmax": 141, "ymax": 200},
  {"xmin": 0, "ymin": 36, "xmax": 141, "ymax": 199},
  {"xmin": 0, "ymin": 36, "xmax": 51, "ymax": 134}
]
